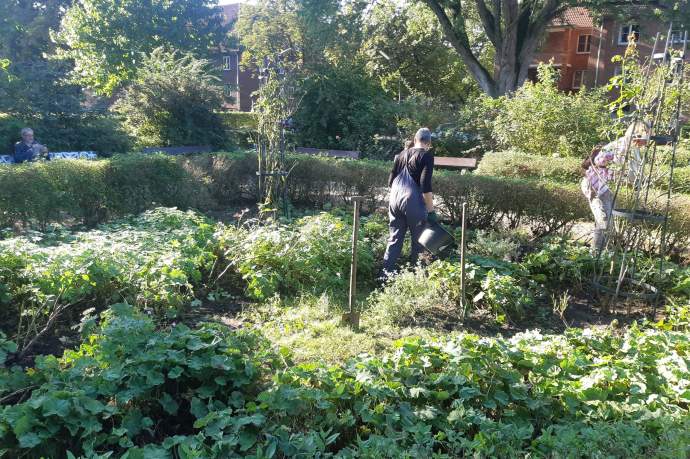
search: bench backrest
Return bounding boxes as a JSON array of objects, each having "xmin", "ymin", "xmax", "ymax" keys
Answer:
[
  {"xmin": 434, "ymin": 156, "xmax": 478, "ymax": 170},
  {"xmin": 294, "ymin": 147, "xmax": 360, "ymax": 159},
  {"xmin": 143, "ymin": 146, "xmax": 212, "ymax": 155}
]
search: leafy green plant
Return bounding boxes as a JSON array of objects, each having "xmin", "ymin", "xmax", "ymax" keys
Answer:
[
  {"xmin": 369, "ymin": 265, "xmax": 461, "ymax": 327},
  {"xmin": 473, "ymin": 270, "xmax": 532, "ymax": 324},
  {"xmin": 0, "ymin": 208, "xmax": 218, "ymax": 356},
  {"xmin": 219, "ymin": 213, "xmax": 374, "ymax": 301},
  {"xmin": 494, "ymin": 64, "xmax": 609, "ymax": 157},
  {"xmin": 468, "ymin": 229, "xmax": 522, "ymax": 261},
  {"xmin": 3, "ymin": 319, "xmax": 689, "ymax": 457}
]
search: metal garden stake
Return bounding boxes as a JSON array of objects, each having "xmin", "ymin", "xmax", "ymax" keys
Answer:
[{"xmin": 342, "ymin": 196, "xmax": 363, "ymax": 328}]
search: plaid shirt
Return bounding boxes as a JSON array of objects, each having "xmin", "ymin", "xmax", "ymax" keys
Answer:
[{"xmin": 585, "ymin": 137, "xmax": 627, "ymax": 196}]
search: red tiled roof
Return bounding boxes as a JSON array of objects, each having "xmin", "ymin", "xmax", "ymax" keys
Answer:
[{"xmin": 551, "ymin": 7, "xmax": 594, "ymax": 29}]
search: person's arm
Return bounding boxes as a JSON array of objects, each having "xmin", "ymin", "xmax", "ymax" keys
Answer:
[
  {"xmin": 420, "ymin": 153, "xmax": 434, "ymax": 212},
  {"xmin": 388, "ymin": 154, "xmax": 401, "ymax": 187}
]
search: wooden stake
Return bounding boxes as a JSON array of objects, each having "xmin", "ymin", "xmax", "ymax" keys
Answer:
[
  {"xmin": 460, "ymin": 202, "xmax": 468, "ymax": 318},
  {"xmin": 343, "ymin": 196, "xmax": 363, "ymax": 328}
]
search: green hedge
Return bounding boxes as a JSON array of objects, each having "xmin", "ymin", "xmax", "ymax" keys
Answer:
[
  {"xmin": 0, "ymin": 155, "xmax": 208, "ymax": 228},
  {"xmin": 2, "ymin": 152, "xmax": 690, "ymax": 248},
  {"xmin": 477, "ymin": 150, "xmax": 690, "ymax": 194}
]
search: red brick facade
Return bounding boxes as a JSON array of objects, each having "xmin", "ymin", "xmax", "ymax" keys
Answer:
[
  {"xmin": 532, "ymin": 8, "xmax": 686, "ymax": 91},
  {"xmin": 219, "ymin": 4, "xmax": 259, "ymax": 112}
]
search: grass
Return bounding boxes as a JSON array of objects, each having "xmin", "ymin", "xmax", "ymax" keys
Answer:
[{"xmin": 239, "ymin": 293, "xmax": 445, "ymax": 365}]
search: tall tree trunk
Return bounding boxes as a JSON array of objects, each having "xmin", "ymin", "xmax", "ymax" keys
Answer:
[{"xmin": 421, "ymin": 0, "xmax": 564, "ymax": 97}]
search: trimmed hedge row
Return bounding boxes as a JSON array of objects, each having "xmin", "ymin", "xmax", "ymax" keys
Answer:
[
  {"xmin": 1, "ymin": 152, "xmax": 689, "ymax": 248},
  {"xmin": 478, "ymin": 150, "xmax": 690, "ymax": 194},
  {"xmin": 0, "ymin": 155, "xmax": 207, "ymax": 228}
]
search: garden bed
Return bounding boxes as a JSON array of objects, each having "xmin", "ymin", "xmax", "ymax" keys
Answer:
[{"xmin": 2, "ymin": 207, "xmax": 690, "ymax": 457}]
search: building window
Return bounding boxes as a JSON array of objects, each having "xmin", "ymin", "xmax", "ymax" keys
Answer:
[
  {"xmin": 577, "ymin": 34, "xmax": 592, "ymax": 53},
  {"xmin": 572, "ymin": 70, "xmax": 587, "ymax": 89},
  {"xmin": 618, "ymin": 24, "xmax": 640, "ymax": 45},
  {"xmin": 223, "ymin": 84, "xmax": 236, "ymax": 97},
  {"xmin": 223, "ymin": 55, "xmax": 232, "ymax": 71}
]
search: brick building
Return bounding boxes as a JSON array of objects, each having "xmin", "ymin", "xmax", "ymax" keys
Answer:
[
  {"xmin": 532, "ymin": 7, "xmax": 687, "ymax": 91},
  {"xmin": 219, "ymin": 3, "xmax": 259, "ymax": 112}
]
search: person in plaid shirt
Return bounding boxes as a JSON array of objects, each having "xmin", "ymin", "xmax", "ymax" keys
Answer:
[{"xmin": 580, "ymin": 121, "xmax": 650, "ymax": 252}]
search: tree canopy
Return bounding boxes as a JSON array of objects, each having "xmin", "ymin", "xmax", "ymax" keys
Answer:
[{"xmin": 53, "ymin": 0, "xmax": 229, "ymax": 95}]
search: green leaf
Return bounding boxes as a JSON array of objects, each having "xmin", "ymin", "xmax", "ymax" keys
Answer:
[{"xmin": 159, "ymin": 393, "xmax": 179, "ymax": 415}]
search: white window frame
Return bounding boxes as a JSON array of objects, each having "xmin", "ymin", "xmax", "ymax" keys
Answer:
[
  {"xmin": 618, "ymin": 24, "xmax": 640, "ymax": 45},
  {"xmin": 222, "ymin": 55, "xmax": 232, "ymax": 71},
  {"xmin": 576, "ymin": 34, "xmax": 592, "ymax": 54},
  {"xmin": 572, "ymin": 70, "xmax": 587, "ymax": 89}
]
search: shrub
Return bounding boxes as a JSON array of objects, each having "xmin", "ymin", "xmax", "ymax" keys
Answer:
[
  {"xmin": 219, "ymin": 213, "xmax": 375, "ymax": 301},
  {"xmin": 293, "ymin": 63, "xmax": 399, "ymax": 157},
  {"xmin": 0, "ymin": 209, "xmax": 218, "ymax": 353},
  {"xmin": 3, "ymin": 151, "xmax": 690, "ymax": 249},
  {"xmin": 113, "ymin": 48, "xmax": 228, "ymax": 149},
  {"xmin": 494, "ymin": 64, "xmax": 608, "ymax": 157},
  {"xmin": 434, "ymin": 172, "xmax": 591, "ymax": 236},
  {"xmin": 477, "ymin": 150, "xmax": 582, "ymax": 183},
  {"xmin": 369, "ymin": 265, "xmax": 461, "ymax": 327},
  {"xmin": 219, "ymin": 111, "xmax": 258, "ymax": 149},
  {"xmin": 0, "ymin": 154, "xmax": 210, "ymax": 228},
  {"xmin": 468, "ymin": 229, "xmax": 522, "ymax": 261}
]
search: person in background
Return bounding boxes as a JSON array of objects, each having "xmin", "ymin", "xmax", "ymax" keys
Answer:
[
  {"xmin": 581, "ymin": 120, "xmax": 650, "ymax": 253},
  {"xmin": 13, "ymin": 128, "xmax": 48, "ymax": 164},
  {"xmin": 382, "ymin": 127, "xmax": 437, "ymax": 276}
]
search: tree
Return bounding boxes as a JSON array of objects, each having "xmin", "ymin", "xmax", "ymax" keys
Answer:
[
  {"xmin": 54, "ymin": 0, "xmax": 228, "ymax": 95},
  {"xmin": 362, "ymin": 0, "xmax": 480, "ymax": 104},
  {"xmin": 419, "ymin": 0, "xmax": 690, "ymax": 97},
  {"xmin": 113, "ymin": 48, "xmax": 226, "ymax": 148},
  {"xmin": 235, "ymin": 0, "xmax": 367, "ymax": 73},
  {"xmin": 0, "ymin": 0, "xmax": 70, "ymax": 62}
]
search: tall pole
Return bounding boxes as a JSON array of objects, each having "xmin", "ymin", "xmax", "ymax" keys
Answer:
[
  {"xmin": 344, "ymin": 196, "xmax": 363, "ymax": 328},
  {"xmin": 460, "ymin": 202, "xmax": 468, "ymax": 318}
]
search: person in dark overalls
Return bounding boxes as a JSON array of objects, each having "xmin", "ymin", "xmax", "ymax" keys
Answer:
[{"xmin": 382, "ymin": 127, "xmax": 437, "ymax": 275}]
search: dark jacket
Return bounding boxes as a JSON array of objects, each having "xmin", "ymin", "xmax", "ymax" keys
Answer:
[{"xmin": 13, "ymin": 141, "xmax": 39, "ymax": 164}]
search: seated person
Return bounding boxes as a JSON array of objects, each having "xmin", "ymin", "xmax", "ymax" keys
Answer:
[{"xmin": 14, "ymin": 128, "xmax": 48, "ymax": 163}]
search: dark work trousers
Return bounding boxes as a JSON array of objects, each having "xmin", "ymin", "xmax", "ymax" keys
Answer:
[{"xmin": 382, "ymin": 167, "xmax": 427, "ymax": 274}]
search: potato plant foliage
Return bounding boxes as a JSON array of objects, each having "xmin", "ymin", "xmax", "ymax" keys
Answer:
[{"xmin": 0, "ymin": 305, "xmax": 689, "ymax": 457}]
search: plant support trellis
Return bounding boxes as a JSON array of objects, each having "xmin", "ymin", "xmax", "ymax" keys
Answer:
[
  {"xmin": 593, "ymin": 29, "xmax": 688, "ymax": 314},
  {"xmin": 254, "ymin": 53, "xmax": 301, "ymax": 217}
]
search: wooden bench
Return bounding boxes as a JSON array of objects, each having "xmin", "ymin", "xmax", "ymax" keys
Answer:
[
  {"xmin": 295, "ymin": 147, "xmax": 360, "ymax": 159},
  {"xmin": 0, "ymin": 152, "xmax": 98, "ymax": 163},
  {"xmin": 48, "ymin": 151, "xmax": 97, "ymax": 160},
  {"xmin": 434, "ymin": 156, "xmax": 478, "ymax": 170},
  {"xmin": 143, "ymin": 145, "xmax": 212, "ymax": 155}
]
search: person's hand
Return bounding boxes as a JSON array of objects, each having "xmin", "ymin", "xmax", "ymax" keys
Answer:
[{"xmin": 427, "ymin": 211, "xmax": 439, "ymax": 224}]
